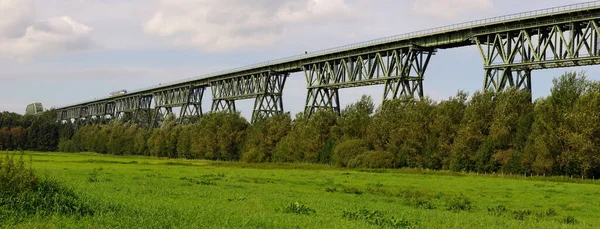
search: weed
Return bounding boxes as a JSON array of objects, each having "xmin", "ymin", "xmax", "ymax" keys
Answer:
[
  {"xmin": 179, "ymin": 177, "xmax": 217, "ymax": 186},
  {"xmin": 227, "ymin": 197, "xmax": 247, "ymax": 202},
  {"xmin": 0, "ymin": 155, "xmax": 95, "ymax": 218},
  {"xmin": 282, "ymin": 202, "xmax": 316, "ymax": 215},
  {"xmin": 446, "ymin": 194, "xmax": 472, "ymax": 211},
  {"xmin": 342, "ymin": 187, "xmax": 363, "ymax": 195},
  {"xmin": 163, "ymin": 161, "xmax": 196, "ymax": 166},
  {"xmin": 76, "ymin": 159, "xmax": 137, "ymax": 164},
  {"xmin": 545, "ymin": 208, "xmax": 558, "ymax": 217},
  {"xmin": 563, "ymin": 216, "xmax": 577, "ymax": 224},
  {"xmin": 512, "ymin": 210, "xmax": 532, "ymax": 220},
  {"xmin": 405, "ymin": 196, "xmax": 436, "ymax": 209},
  {"xmin": 342, "ymin": 209, "xmax": 417, "ymax": 228},
  {"xmin": 325, "ymin": 187, "xmax": 338, "ymax": 193},
  {"xmin": 87, "ymin": 168, "xmax": 102, "ymax": 182},
  {"xmin": 487, "ymin": 205, "xmax": 507, "ymax": 216}
]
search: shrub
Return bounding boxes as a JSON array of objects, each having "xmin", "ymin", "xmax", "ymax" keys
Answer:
[
  {"xmin": 348, "ymin": 151, "xmax": 396, "ymax": 168},
  {"xmin": 333, "ymin": 139, "xmax": 368, "ymax": 167}
]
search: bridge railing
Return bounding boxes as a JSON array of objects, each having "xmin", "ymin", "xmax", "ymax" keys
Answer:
[{"xmin": 58, "ymin": 1, "xmax": 600, "ymax": 109}]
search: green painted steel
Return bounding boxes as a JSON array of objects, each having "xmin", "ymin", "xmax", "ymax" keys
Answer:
[{"xmin": 54, "ymin": 1, "xmax": 600, "ymax": 125}]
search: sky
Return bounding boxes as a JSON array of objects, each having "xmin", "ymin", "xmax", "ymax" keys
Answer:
[{"xmin": 0, "ymin": 0, "xmax": 598, "ymax": 120}]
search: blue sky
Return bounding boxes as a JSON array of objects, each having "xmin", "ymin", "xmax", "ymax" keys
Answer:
[{"xmin": 0, "ymin": 0, "xmax": 597, "ymax": 120}]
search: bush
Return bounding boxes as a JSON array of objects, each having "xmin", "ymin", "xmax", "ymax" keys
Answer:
[
  {"xmin": 348, "ymin": 151, "xmax": 396, "ymax": 168},
  {"xmin": 333, "ymin": 139, "xmax": 368, "ymax": 167}
]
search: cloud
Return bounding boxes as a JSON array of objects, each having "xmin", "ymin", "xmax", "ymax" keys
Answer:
[
  {"xmin": 144, "ymin": 0, "xmax": 353, "ymax": 51},
  {"xmin": 412, "ymin": 0, "xmax": 493, "ymax": 19},
  {"xmin": 0, "ymin": 0, "xmax": 33, "ymax": 38},
  {"xmin": 0, "ymin": 0, "xmax": 94, "ymax": 60}
]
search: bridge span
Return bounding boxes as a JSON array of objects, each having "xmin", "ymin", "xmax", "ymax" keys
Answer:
[{"xmin": 56, "ymin": 1, "xmax": 600, "ymax": 126}]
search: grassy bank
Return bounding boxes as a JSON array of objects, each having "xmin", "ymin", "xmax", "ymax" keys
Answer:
[{"xmin": 2, "ymin": 151, "xmax": 598, "ymax": 228}]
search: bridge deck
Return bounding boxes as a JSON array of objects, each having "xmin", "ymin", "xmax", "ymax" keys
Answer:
[{"xmin": 57, "ymin": 1, "xmax": 600, "ymax": 110}]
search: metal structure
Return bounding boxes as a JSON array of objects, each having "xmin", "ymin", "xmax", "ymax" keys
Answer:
[{"xmin": 55, "ymin": 1, "xmax": 600, "ymax": 126}]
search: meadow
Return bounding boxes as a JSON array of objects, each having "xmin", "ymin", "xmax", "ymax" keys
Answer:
[{"xmin": 2, "ymin": 151, "xmax": 600, "ymax": 228}]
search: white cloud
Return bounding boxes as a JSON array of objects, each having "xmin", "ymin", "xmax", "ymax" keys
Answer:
[
  {"xmin": 144, "ymin": 0, "xmax": 353, "ymax": 51},
  {"xmin": 0, "ymin": 0, "xmax": 33, "ymax": 38},
  {"xmin": 0, "ymin": 0, "xmax": 94, "ymax": 60},
  {"xmin": 412, "ymin": 0, "xmax": 493, "ymax": 19}
]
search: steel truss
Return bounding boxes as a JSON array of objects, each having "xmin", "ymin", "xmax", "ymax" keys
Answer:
[
  {"xmin": 476, "ymin": 19, "xmax": 600, "ymax": 92},
  {"xmin": 303, "ymin": 46, "xmax": 435, "ymax": 116},
  {"xmin": 152, "ymin": 85, "xmax": 205, "ymax": 127},
  {"xmin": 211, "ymin": 71, "xmax": 288, "ymax": 123},
  {"xmin": 180, "ymin": 86, "xmax": 205, "ymax": 124}
]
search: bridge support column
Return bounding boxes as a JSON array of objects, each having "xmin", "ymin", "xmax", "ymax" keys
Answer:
[
  {"xmin": 211, "ymin": 99, "xmax": 236, "ymax": 113},
  {"xmin": 105, "ymin": 102, "xmax": 116, "ymax": 122},
  {"xmin": 304, "ymin": 87, "xmax": 340, "ymax": 117},
  {"xmin": 303, "ymin": 65, "xmax": 340, "ymax": 116},
  {"xmin": 252, "ymin": 73, "xmax": 288, "ymax": 123},
  {"xmin": 484, "ymin": 68, "xmax": 531, "ymax": 92},
  {"xmin": 135, "ymin": 95, "xmax": 153, "ymax": 127},
  {"xmin": 475, "ymin": 32, "xmax": 536, "ymax": 92},
  {"xmin": 383, "ymin": 47, "xmax": 434, "ymax": 100},
  {"xmin": 153, "ymin": 107, "xmax": 173, "ymax": 127},
  {"xmin": 180, "ymin": 86, "xmax": 205, "ymax": 124}
]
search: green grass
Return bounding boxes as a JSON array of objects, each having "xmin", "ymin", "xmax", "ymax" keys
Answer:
[{"xmin": 2, "ymin": 151, "xmax": 600, "ymax": 228}]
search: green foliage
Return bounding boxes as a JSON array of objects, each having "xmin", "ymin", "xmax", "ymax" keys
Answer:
[
  {"xmin": 282, "ymin": 202, "xmax": 316, "ymax": 215},
  {"xmin": 348, "ymin": 151, "xmax": 396, "ymax": 169},
  {"xmin": 0, "ymin": 154, "xmax": 94, "ymax": 218},
  {"xmin": 342, "ymin": 209, "xmax": 417, "ymax": 228},
  {"xmin": 11, "ymin": 71, "xmax": 600, "ymax": 179},
  {"xmin": 563, "ymin": 216, "xmax": 578, "ymax": 224},
  {"xmin": 6, "ymin": 152, "xmax": 600, "ymax": 228},
  {"xmin": 446, "ymin": 194, "xmax": 472, "ymax": 211},
  {"xmin": 332, "ymin": 139, "xmax": 368, "ymax": 167},
  {"xmin": 242, "ymin": 114, "xmax": 292, "ymax": 163}
]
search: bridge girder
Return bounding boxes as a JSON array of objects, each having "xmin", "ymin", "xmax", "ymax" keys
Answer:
[
  {"xmin": 303, "ymin": 46, "xmax": 435, "ymax": 116},
  {"xmin": 210, "ymin": 71, "xmax": 289, "ymax": 123},
  {"xmin": 476, "ymin": 19, "xmax": 600, "ymax": 92}
]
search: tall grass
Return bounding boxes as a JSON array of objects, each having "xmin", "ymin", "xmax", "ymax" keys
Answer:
[{"xmin": 0, "ymin": 154, "xmax": 94, "ymax": 221}]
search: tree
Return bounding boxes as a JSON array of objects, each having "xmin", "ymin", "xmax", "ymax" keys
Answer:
[{"xmin": 449, "ymin": 92, "xmax": 495, "ymax": 172}]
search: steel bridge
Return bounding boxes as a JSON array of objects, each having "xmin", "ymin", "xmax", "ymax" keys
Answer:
[{"xmin": 56, "ymin": 1, "xmax": 600, "ymax": 126}]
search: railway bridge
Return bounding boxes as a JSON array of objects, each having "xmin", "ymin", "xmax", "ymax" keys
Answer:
[{"xmin": 56, "ymin": 1, "xmax": 600, "ymax": 126}]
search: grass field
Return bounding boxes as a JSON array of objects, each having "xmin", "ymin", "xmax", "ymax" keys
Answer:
[{"xmin": 2, "ymin": 151, "xmax": 600, "ymax": 228}]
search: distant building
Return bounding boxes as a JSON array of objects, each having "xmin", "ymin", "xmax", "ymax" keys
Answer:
[{"xmin": 26, "ymin": 102, "xmax": 44, "ymax": 115}]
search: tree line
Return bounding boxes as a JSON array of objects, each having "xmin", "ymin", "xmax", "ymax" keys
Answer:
[
  {"xmin": 3, "ymin": 72, "xmax": 600, "ymax": 178},
  {"xmin": 0, "ymin": 110, "xmax": 64, "ymax": 151}
]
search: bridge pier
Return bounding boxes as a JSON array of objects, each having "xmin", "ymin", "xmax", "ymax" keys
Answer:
[
  {"xmin": 483, "ymin": 68, "xmax": 531, "ymax": 92},
  {"xmin": 303, "ymin": 46, "xmax": 434, "ymax": 117},
  {"xmin": 210, "ymin": 71, "xmax": 288, "ymax": 123},
  {"xmin": 135, "ymin": 95, "xmax": 153, "ymax": 127},
  {"xmin": 180, "ymin": 86, "xmax": 205, "ymax": 124},
  {"xmin": 304, "ymin": 87, "xmax": 340, "ymax": 116},
  {"xmin": 383, "ymin": 47, "xmax": 434, "ymax": 100},
  {"xmin": 252, "ymin": 73, "xmax": 288, "ymax": 122}
]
